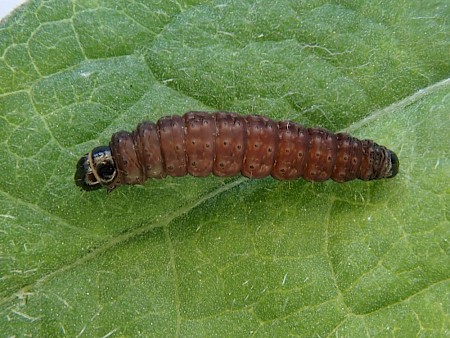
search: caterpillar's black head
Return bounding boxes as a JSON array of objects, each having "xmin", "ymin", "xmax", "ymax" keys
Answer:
[{"xmin": 75, "ymin": 146, "xmax": 117, "ymax": 191}]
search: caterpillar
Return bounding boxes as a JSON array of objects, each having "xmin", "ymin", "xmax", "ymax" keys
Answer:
[{"xmin": 75, "ymin": 112, "xmax": 399, "ymax": 191}]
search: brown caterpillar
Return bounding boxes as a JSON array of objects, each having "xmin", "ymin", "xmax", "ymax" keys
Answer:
[{"xmin": 75, "ymin": 112, "xmax": 399, "ymax": 191}]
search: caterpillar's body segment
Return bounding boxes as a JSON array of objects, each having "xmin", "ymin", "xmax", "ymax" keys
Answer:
[{"xmin": 75, "ymin": 112, "xmax": 399, "ymax": 191}]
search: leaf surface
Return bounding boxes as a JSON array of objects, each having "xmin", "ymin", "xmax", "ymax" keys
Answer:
[{"xmin": 0, "ymin": 0, "xmax": 449, "ymax": 336}]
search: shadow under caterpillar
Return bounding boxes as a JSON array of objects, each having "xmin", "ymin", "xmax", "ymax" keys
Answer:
[{"xmin": 75, "ymin": 112, "xmax": 399, "ymax": 192}]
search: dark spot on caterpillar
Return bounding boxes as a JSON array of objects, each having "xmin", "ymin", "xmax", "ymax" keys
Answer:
[{"xmin": 75, "ymin": 112, "xmax": 399, "ymax": 191}]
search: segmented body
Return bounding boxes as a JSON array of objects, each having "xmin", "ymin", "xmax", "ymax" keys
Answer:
[{"xmin": 81, "ymin": 111, "xmax": 397, "ymax": 191}]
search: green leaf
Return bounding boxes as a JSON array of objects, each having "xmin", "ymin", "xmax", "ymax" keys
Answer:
[{"xmin": 1, "ymin": 0, "xmax": 449, "ymax": 336}]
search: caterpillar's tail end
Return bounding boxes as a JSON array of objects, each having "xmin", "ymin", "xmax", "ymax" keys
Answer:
[{"xmin": 388, "ymin": 151, "xmax": 399, "ymax": 178}]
